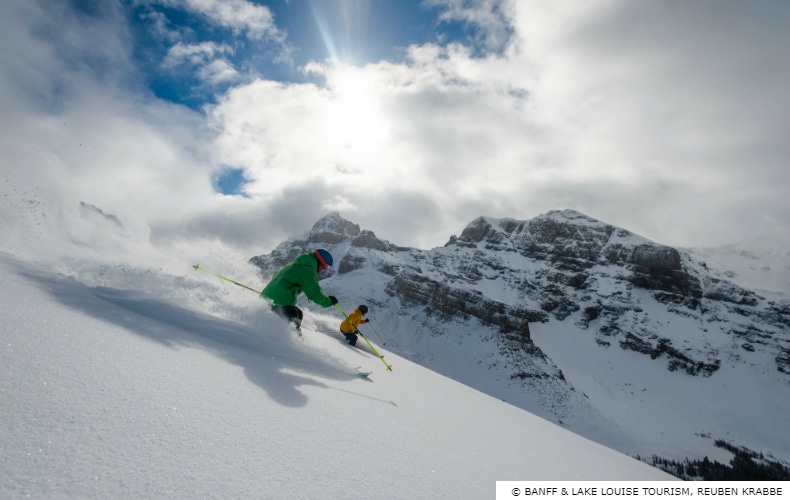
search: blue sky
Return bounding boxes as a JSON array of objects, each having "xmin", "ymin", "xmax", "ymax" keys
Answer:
[{"xmin": 2, "ymin": 0, "xmax": 789, "ymax": 256}]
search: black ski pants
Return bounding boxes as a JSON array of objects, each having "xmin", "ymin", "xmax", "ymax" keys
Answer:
[{"xmin": 271, "ymin": 305, "xmax": 303, "ymax": 330}]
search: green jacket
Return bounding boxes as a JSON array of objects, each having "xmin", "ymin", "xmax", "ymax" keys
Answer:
[{"xmin": 260, "ymin": 252, "xmax": 334, "ymax": 307}]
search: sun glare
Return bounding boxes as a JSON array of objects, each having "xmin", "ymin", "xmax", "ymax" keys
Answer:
[{"xmin": 323, "ymin": 66, "xmax": 389, "ymax": 171}]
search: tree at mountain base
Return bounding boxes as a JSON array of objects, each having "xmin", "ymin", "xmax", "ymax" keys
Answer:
[{"xmin": 641, "ymin": 440, "xmax": 790, "ymax": 480}]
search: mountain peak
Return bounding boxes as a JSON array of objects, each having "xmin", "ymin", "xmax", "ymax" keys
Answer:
[
  {"xmin": 539, "ymin": 209, "xmax": 605, "ymax": 226},
  {"xmin": 308, "ymin": 212, "xmax": 360, "ymax": 244},
  {"xmin": 453, "ymin": 209, "xmax": 613, "ymax": 247},
  {"xmin": 455, "ymin": 210, "xmax": 607, "ymax": 241}
]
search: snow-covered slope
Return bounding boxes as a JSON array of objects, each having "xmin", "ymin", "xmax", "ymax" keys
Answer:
[
  {"xmin": 684, "ymin": 237, "xmax": 790, "ymax": 295},
  {"xmin": 0, "ymin": 252, "xmax": 675, "ymax": 499}
]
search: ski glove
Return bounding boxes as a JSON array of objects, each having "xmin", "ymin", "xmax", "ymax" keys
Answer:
[{"xmin": 329, "ymin": 295, "xmax": 338, "ymax": 305}]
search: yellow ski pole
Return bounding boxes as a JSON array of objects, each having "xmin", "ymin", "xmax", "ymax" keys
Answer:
[
  {"xmin": 335, "ymin": 304, "xmax": 392, "ymax": 372},
  {"xmin": 193, "ymin": 264, "xmax": 261, "ymax": 294}
]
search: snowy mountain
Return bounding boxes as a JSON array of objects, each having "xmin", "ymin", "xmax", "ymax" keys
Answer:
[{"xmin": 250, "ymin": 211, "xmax": 790, "ymax": 476}]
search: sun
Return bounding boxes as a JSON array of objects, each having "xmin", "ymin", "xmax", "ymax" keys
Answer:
[{"xmin": 322, "ymin": 65, "xmax": 389, "ymax": 169}]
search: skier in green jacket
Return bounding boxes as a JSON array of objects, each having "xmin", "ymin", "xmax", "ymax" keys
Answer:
[{"xmin": 260, "ymin": 248, "xmax": 338, "ymax": 333}]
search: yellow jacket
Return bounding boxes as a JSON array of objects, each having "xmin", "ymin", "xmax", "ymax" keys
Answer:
[{"xmin": 340, "ymin": 308, "xmax": 369, "ymax": 333}]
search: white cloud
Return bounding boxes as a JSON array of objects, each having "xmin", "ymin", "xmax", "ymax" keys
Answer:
[
  {"xmin": 155, "ymin": 0, "xmax": 283, "ymax": 41},
  {"xmin": 163, "ymin": 41, "xmax": 239, "ymax": 85},
  {"xmin": 427, "ymin": 0, "xmax": 516, "ymax": 53},
  {"xmin": 503, "ymin": 0, "xmax": 790, "ymax": 246},
  {"xmin": 139, "ymin": 9, "xmax": 182, "ymax": 43},
  {"xmin": 202, "ymin": 0, "xmax": 790, "ymax": 250},
  {"xmin": 2, "ymin": 0, "xmax": 789, "ymax": 260},
  {"xmin": 204, "ymin": 46, "xmax": 549, "ymax": 247},
  {"xmin": 162, "ymin": 41, "xmax": 234, "ymax": 68},
  {"xmin": 0, "ymin": 0, "xmax": 256, "ymax": 259},
  {"xmin": 198, "ymin": 58, "xmax": 240, "ymax": 85}
]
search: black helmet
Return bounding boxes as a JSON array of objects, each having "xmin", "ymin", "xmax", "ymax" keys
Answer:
[{"xmin": 359, "ymin": 305, "xmax": 368, "ymax": 314}]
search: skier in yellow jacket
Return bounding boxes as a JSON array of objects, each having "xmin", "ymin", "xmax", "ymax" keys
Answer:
[{"xmin": 340, "ymin": 305, "xmax": 369, "ymax": 346}]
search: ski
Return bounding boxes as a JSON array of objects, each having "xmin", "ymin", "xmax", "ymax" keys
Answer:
[{"xmin": 354, "ymin": 367, "xmax": 373, "ymax": 378}]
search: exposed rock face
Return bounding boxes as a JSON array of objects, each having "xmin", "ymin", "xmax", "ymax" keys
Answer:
[
  {"xmin": 442, "ymin": 210, "xmax": 790, "ymax": 378},
  {"xmin": 387, "ymin": 270, "xmax": 542, "ymax": 338},
  {"xmin": 455, "ymin": 210, "xmax": 699, "ymax": 298}
]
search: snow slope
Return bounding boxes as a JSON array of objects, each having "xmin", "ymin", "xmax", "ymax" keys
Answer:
[
  {"xmin": 685, "ymin": 239, "xmax": 790, "ymax": 295},
  {"xmin": 0, "ymin": 252, "xmax": 675, "ymax": 499}
]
